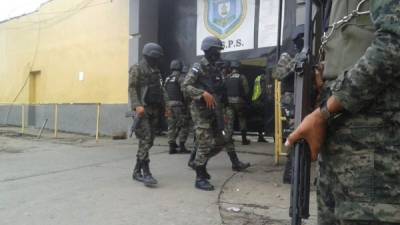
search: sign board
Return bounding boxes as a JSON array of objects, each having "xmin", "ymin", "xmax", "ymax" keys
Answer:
[
  {"xmin": 258, "ymin": 0, "xmax": 285, "ymax": 48},
  {"xmin": 196, "ymin": 0, "xmax": 256, "ymax": 55}
]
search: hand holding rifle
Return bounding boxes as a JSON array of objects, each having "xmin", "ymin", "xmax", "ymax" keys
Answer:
[{"xmin": 285, "ymin": 96, "xmax": 343, "ymax": 161}]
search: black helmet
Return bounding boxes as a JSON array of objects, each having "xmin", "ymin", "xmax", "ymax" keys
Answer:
[
  {"xmin": 230, "ymin": 60, "xmax": 241, "ymax": 69},
  {"xmin": 170, "ymin": 60, "xmax": 182, "ymax": 71},
  {"xmin": 201, "ymin": 36, "xmax": 224, "ymax": 51},
  {"xmin": 142, "ymin": 42, "xmax": 163, "ymax": 58},
  {"xmin": 291, "ymin": 25, "xmax": 305, "ymax": 41}
]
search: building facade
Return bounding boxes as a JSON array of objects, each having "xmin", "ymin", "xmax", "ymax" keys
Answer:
[
  {"xmin": 0, "ymin": 0, "xmax": 130, "ymax": 135},
  {"xmin": 0, "ymin": 0, "xmax": 303, "ymax": 136}
]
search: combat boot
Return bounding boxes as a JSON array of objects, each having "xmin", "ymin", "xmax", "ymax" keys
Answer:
[
  {"xmin": 188, "ymin": 150, "xmax": 196, "ymax": 170},
  {"xmin": 169, "ymin": 142, "xmax": 178, "ymax": 154},
  {"xmin": 195, "ymin": 166, "xmax": 214, "ymax": 191},
  {"xmin": 132, "ymin": 159, "xmax": 144, "ymax": 182},
  {"xmin": 141, "ymin": 160, "xmax": 158, "ymax": 187},
  {"xmin": 257, "ymin": 132, "xmax": 268, "ymax": 143},
  {"xmin": 228, "ymin": 151, "xmax": 250, "ymax": 172},
  {"xmin": 241, "ymin": 130, "xmax": 251, "ymax": 145},
  {"xmin": 179, "ymin": 142, "xmax": 191, "ymax": 154}
]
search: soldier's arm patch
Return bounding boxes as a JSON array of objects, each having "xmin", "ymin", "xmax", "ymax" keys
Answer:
[{"xmin": 191, "ymin": 63, "xmax": 201, "ymax": 75}]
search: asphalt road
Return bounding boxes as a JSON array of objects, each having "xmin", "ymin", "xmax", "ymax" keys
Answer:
[{"xmin": 0, "ymin": 128, "xmax": 317, "ymax": 225}]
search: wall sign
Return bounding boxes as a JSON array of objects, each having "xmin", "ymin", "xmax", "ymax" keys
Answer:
[{"xmin": 196, "ymin": 0, "xmax": 256, "ymax": 55}]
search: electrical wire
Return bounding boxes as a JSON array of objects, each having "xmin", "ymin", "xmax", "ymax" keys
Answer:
[
  {"xmin": 1, "ymin": 0, "xmax": 117, "ymax": 124},
  {"xmin": 2, "ymin": 0, "xmax": 115, "ymax": 30},
  {"xmin": 3, "ymin": 0, "xmax": 92, "ymax": 30},
  {"xmin": 3, "ymin": 14, "xmax": 42, "ymax": 124}
]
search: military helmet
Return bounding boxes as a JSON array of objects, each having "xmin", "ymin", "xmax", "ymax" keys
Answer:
[
  {"xmin": 170, "ymin": 60, "xmax": 182, "ymax": 71},
  {"xmin": 291, "ymin": 24, "xmax": 305, "ymax": 41},
  {"xmin": 230, "ymin": 60, "xmax": 241, "ymax": 69},
  {"xmin": 201, "ymin": 36, "xmax": 224, "ymax": 51},
  {"xmin": 142, "ymin": 42, "xmax": 163, "ymax": 58}
]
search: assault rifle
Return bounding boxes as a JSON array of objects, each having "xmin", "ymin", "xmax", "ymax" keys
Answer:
[
  {"xmin": 125, "ymin": 111, "xmax": 142, "ymax": 138},
  {"xmin": 289, "ymin": 0, "xmax": 315, "ymax": 224},
  {"xmin": 216, "ymin": 103, "xmax": 225, "ymax": 134}
]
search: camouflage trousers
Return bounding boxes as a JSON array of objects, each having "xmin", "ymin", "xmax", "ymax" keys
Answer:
[
  {"xmin": 317, "ymin": 114, "xmax": 400, "ymax": 225},
  {"xmin": 134, "ymin": 106, "xmax": 161, "ymax": 161},
  {"xmin": 224, "ymin": 103, "xmax": 248, "ymax": 139},
  {"xmin": 167, "ymin": 105, "xmax": 190, "ymax": 144},
  {"xmin": 190, "ymin": 103, "xmax": 234, "ymax": 166}
]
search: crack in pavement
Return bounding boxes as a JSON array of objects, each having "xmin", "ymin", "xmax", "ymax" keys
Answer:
[{"xmin": 219, "ymin": 201, "xmax": 271, "ymax": 210}]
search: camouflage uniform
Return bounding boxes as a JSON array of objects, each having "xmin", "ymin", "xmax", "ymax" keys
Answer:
[
  {"xmin": 224, "ymin": 69, "xmax": 250, "ymax": 140},
  {"xmin": 318, "ymin": 0, "xmax": 400, "ymax": 224},
  {"xmin": 128, "ymin": 58, "xmax": 164, "ymax": 161},
  {"xmin": 182, "ymin": 57, "xmax": 234, "ymax": 166},
  {"xmin": 181, "ymin": 70, "xmax": 195, "ymax": 141},
  {"xmin": 165, "ymin": 70, "xmax": 190, "ymax": 146},
  {"xmin": 275, "ymin": 53, "xmax": 297, "ymax": 183}
]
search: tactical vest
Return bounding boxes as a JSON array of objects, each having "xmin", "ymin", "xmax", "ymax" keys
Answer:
[
  {"xmin": 225, "ymin": 73, "xmax": 242, "ymax": 98},
  {"xmin": 196, "ymin": 65, "xmax": 220, "ymax": 95},
  {"xmin": 144, "ymin": 70, "xmax": 163, "ymax": 105},
  {"xmin": 324, "ymin": 0, "xmax": 374, "ymax": 80},
  {"xmin": 165, "ymin": 72, "xmax": 184, "ymax": 102}
]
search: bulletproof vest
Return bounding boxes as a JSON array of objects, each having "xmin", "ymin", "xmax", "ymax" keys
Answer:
[
  {"xmin": 164, "ymin": 72, "xmax": 184, "ymax": 102},
  {"xmin": 197, "ymin": 64, "xmax": 220, "ymax": 95},
  {"xmin": 324, "ymin": 0, "xmax": 374, "ymax": 80},
  {"xmin": 225, "ymin": 73, "xmax": 242, "ymax": 98},
  {"xmin": 143, "ymin": 69, "xmax": 163, "ymax": 105}
]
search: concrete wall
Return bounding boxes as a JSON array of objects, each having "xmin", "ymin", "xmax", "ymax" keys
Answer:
[
  {"xmin": 0, "ymin": 0, "xmax": 129, "ymax": 104},
  {"xmin": 0, "ymin": 0, "xmax": 131, "ymax": 135},
  {"xmin": 0, "ymin": 104, "xmax": 130, "ymax": 136}
]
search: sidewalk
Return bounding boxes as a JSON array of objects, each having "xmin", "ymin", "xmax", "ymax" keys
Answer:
[{"xmin": 0, "ymin": 126, "xmax": 317, "ymax": 225}]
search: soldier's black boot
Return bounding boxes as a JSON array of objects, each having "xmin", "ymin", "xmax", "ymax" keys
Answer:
[
  {"xmin": 195, "ymin": 165, "xmax": 214, "ymax": 191},
  {"xmin": 169, "ymin": 142, "xmax": 178, "ymax": 154},
  {"xmin": 188, "ymin": 150, "xmax": 196, "ymax": 170},
  {"xmin": 257, "ymin": 132, "xmax": 267, "ymax": 143},
  {"xmin": 141, "ymin": 160, "xmax": 158, "ymax": 187},
  {"xmin": 188, "ymin": 153, "xmax": 210, "ymax": 179},
  {"xmin": 204, "ymin": 160, "xmax": 211, "ymax": 179},
  {"xmin": 228, "ymin": 151, "xmax": 250, "ymax": 172},
  {"xmin": 179, "ymin": 141, "xmax": 191, "ymax": 154},
  {"xmin": 241, "ymin": 130, "xmax": 251, "ymax": 145},
  {"xmin": 282, "ymin": 152, "xmax": 293, "ymax": 184},
  {"xmin": 132, "ymin": 159, "xmax": 144, "ymax": 182}
]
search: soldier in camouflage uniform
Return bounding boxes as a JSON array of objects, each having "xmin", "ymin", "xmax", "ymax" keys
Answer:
[
  {"xmin": 182, "ymin": 36, "xmax": 250, "ymax": 191},
  {"xmin": 224, "ymin": 60, "xmax": 251, "ymax": 145},
  {"xmin": 128, "ymin": 42, "xmax": 164, "ymax": 187},
  {"xmin": 286, "ymin": 0, "xmax": 400, "ymax": 224},
  {"xmin": 164, "ymin": 59, "xmax": 191, "ymax": 154}
]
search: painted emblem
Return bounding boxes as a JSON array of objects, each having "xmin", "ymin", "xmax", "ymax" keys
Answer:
[{"xmin": 204, "ymin": 0, "xmax": 246, "ymax": 39}]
